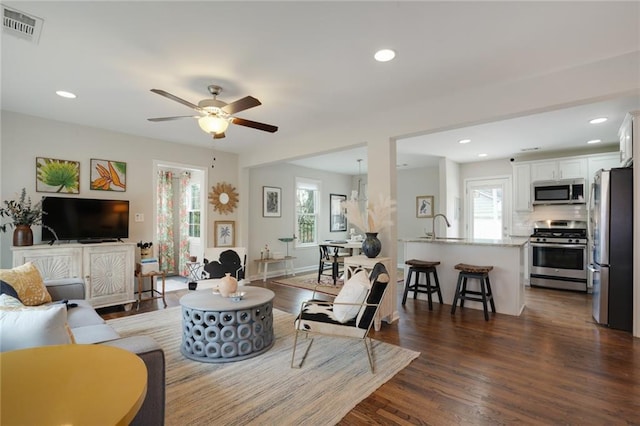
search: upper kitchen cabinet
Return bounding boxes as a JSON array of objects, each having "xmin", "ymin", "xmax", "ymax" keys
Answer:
[
  {"xmin": 531, "ymin": 158, "xmax": 586, "ymax": 181},
  {"xmin": 587, "ymin": 153, "xmax": 620, "ymax": 184},
  {"xmin": 512, "ymin": 163, "xmax": 533, "ymax": 212}
]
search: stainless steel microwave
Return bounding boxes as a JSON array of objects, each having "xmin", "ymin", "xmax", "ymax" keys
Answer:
[{"xmin": 532, "ymin": 178, "xmax": 586, "ymax": 205}]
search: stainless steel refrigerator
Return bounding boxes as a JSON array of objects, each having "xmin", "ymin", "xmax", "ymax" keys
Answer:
[{"xmin": 589, "ymin": 168, "xmax": 634, "ymax": 332}]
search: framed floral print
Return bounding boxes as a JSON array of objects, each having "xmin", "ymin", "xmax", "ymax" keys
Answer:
[
  {"xmin": 90, "ymin": 159, "xmax": 126, "ymax": 191},
  {"xmin": 263, "ymin": 186, "xmax": 281, "ymax": 217}
]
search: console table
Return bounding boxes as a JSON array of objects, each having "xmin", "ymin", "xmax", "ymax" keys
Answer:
[
  {"xmin": 254, "ymin": 256, "xmax": 296, "ymax": 282},
  {"xmin": 179, "ymin": 286, "xmax": 275, "ymax": 363},
  {"xmin": 0, "ymin": 344, "xmax": 147, "ymax": 425}
]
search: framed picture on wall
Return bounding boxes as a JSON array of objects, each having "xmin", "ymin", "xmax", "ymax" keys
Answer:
[
  {"xmin": 263, "ymin": 186, "xmax": 281, "ymax": 217},
  {"xmin": 416, "ymin": 195, "xmax": 434, "ymax": 218},
  {"xmin": 90, "ymin": 159, "xmax": 127, "ymax": 191},
  {"xmin": 214, "ymin": 221, "xmax": 235, "ymax": 247},
  {"xmin": 35, "ymin": 157, "xmax": 80, "ymax": 193},
  {"xmin": 330, "ymin": 193, "xmax": 347, "ymax": 232}
]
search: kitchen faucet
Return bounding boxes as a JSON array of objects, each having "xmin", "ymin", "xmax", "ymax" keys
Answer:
[{"xmin": 431, "ymin": 213, "xmax": 451, "ymax": 239}]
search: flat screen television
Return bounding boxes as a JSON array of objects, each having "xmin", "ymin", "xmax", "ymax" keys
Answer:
[{"xmin": 41, "ymin": 197, "xmax": 129, "ymax": 243}]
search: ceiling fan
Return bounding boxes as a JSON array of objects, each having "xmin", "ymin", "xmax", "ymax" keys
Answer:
[{"xmin": 148, "ymin": 85, "xmax": 278, "ymax": 139}]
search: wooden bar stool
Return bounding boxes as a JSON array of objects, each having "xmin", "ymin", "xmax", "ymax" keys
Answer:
[
  {"xmin": 451, "ymin": 263, "xmax": 495, "ymax": 321},
  {"xmin": 403, "ymin": 259, "xmax": 443, "ymax": 310}
]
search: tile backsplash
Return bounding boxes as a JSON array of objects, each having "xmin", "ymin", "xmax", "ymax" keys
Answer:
[{"xmin": 512, "ymin": 204, "xmax": 587, "ymax": 236}]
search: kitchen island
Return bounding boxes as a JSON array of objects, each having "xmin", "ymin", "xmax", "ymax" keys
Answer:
[{"xmin": 403, "ymin": 237, "xmax": 529, "ymax": 316}]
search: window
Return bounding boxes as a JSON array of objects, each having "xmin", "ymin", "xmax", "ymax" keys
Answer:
[
  {"xmin": 465, "ymin": 177, "xmax": 511, "ymax": 239},
  {"xmin": 186, "ymin": 183, "xmax": 201, "ymax": 238},
  {"xmin": 295, "ymin": 177, "xmax": 320, "ymax": 246}
]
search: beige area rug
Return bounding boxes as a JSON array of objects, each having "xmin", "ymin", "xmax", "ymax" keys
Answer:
[
  {"xmin": 107, "ymin": 307, "xmax": 419, "ymax": 425},
  {"xmin": 273, "ymin": 273, "xmax": 344, "ymax": 296},
  {"xmin": 274, "ymin": 269, "xmax": 405, "ymax": 296}
]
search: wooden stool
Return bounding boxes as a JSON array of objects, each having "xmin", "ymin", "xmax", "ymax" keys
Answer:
[
  {"xmin": 451, "ymin": 263, "xmax": 495, "ymax": 321},
  {"xmin": 403, "ymin": 259, "xmax": 443, "ymax": 310}
]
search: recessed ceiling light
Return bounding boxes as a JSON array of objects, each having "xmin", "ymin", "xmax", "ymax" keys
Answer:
[
  {"xmin": 589, "ymin": 117, "xmax": 607, "ymax": 124},
  {"xmin": 56, "ymin": 90, "xmax": 76, "ymax": 99},
  {"xmin": 458, "ymin": 139, "xmax": 471, "ymax": 144},
  {"xmin": 587, "ymin": 139, "xmax": 602, "ymax": 144},
  {"xmin": 478, "ymin": 153, "xmax": 488, "ymax": 157},
  {"xmin": 374, "ymin": 49, "xmax": 396, "ymax": 62}
]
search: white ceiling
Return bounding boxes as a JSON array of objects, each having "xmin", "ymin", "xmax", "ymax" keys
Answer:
[{"xmin": 2, "ymin": 2, "xmax": 639, "ymax": 175}]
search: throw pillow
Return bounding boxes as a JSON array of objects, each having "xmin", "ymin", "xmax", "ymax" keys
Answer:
[
  {"xmin": 0, "ymin": 304, "xmax": 74, "ymax": 352},
  {"xmin": 0, "ymin": 262, "xmax": 51, "ymax": 306},
  {"xmin": 0, "ymin": 294, "xmax": 24, "ymax": 307},
  {"xmin": 333, "ymin": 270, "xmax": 371, "ymax": 323},
  {"xmin": 0, "ymin": 279, "xmax": 22, "ymax": 302}
]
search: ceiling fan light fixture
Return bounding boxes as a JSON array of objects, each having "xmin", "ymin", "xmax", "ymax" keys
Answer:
[{"xmin": 198, "ymin": 115, "xmax": 230, "ymax": 135}]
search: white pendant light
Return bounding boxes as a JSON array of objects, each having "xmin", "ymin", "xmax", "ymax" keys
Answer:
[{"xmin": 198, "ymin": 115, "xmax": 230, "ymax": 134}]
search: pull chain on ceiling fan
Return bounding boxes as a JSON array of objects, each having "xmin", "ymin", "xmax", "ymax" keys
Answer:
[{"xmin": 148, "ymin": 84, "xmax": 278, "ymax": 139}]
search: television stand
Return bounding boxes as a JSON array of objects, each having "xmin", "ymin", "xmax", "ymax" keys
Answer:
[{"xmin": 79, "ymin": 239, "xmax": 103, "ymax": 244}]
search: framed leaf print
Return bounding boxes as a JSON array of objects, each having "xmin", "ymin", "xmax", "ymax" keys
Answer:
[
  {"xmin": 36, "ymin": 157, "xmax": 80, "ymax": 193},
  {"xmin": 263, "ymin": 186, "xmax": 281, "ymax": 217},
  {"xmin": 214, "ymin": 221, "xmax": 235, "ymax": 247},
  {"xmin": 90, "ymin": 159, "xmax": 126, "ymax": 191}
]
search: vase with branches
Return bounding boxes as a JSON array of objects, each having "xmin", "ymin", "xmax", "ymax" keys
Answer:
[
  {"xmin": 342, "ymin": 193, "xmax": 396, "ymax": 258},
  {"xmin": 0, "ymin": 188, "xmax": 57, "ymax": 246}
]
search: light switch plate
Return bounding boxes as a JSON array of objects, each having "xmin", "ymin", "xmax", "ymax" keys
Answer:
[{"xmin": 134, "ymin": 213, "xmax": 144, "ymax": 222}]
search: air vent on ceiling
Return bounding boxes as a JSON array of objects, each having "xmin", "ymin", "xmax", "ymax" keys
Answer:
[{"xmin": 2, "ymin": 5, "xmax": 43, "ymax": 44}]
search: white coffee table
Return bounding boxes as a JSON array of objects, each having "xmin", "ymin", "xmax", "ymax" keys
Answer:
[{"xmin": 179, "ymin": 286, "xmax": 275, "ymax": 363}]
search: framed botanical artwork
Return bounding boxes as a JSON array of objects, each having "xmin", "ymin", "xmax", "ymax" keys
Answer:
[
  {"xmin": 263, "ymin": 186, "xmax": 281, "ymax": 217},
  {"xmin": 330, "ymin": 193, "xmax": 347, "ymax": 232},
  {"xmin": 214, "ymin": 221, "xmax": 235, "ymax": 247},
  {"xmin": 36, "ymin": 157, "xmax": 80, "ymax": 193},
  {"xmin": 416, "ymin": 195, "xmax": 434, "ymax": 218},
  {"xmin": 90, "ymin": 159, "xmax": 126, "ymax": 191}
]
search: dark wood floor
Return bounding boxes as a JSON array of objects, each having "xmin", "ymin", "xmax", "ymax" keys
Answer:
[{"xmin": 100, "ymin": 278, "xmax": 640, "ymax": 425}]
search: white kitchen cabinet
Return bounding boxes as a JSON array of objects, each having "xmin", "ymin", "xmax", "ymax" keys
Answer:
[
  {"xmin": 12, "ymin": 242, "xmax": 135, "ymax": 309},
  {"xmin": 531, "ymin": 158, "xmax": 586, "ymax": 181},
  {"xmin": 512, "ymin": 163, "xmax": 533, "ymax": 211}
]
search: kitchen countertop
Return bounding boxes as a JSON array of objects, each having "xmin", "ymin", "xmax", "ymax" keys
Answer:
[{"xmin": 402, "ymin": 236, "xmax": 529, "ymax": 247}]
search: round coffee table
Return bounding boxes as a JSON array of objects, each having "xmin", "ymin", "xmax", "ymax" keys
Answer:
[{"xmin": 179, "ymin": 286, "xmax": 275, "ymax": 363}]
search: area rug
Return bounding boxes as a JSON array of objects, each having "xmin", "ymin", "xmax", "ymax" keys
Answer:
[
  {"xmin": 272, "ymin": 273, "xmax": 343, "ymax": 296},
  {"xmin": 107, "ymin": 307, "xmax": 419, "ymax": 425}
]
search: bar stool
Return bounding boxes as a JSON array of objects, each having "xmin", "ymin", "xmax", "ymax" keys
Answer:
[
  {"xmin": 451, "ymin": 263, "xmax": 495, "ymax": 321},
  {"xmin": 402, "ymin": 259, "xmax": 443, "ymax": 310}
]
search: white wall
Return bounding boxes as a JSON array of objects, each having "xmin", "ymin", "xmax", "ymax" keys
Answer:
[
  {"xmin": 0, "ymin": 111, "xmax": 238, "ymax": 268},
  {"xmin": 248, "ymin": 163, "xmax": 352, "ymax": 278}
]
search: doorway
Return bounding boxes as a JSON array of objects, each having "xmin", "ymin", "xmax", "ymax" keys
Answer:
[
  {"xmin": 465, "ymin": 177, "xmax": 511, "ymax": 239},
  {"xmin": 153, "ymin": 161, "xmax": 207, "ymax": 278}
]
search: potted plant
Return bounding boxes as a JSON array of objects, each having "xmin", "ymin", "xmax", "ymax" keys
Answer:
[
  {"xmin": 342, "ymin": 193, "xmax": 396, "ymax": 258},
  {"xmin": 0, "ymin": 188, "xmax": 56, "ymax": 246}
]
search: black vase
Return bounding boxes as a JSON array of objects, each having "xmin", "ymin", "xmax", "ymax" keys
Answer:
[{"xmin": 361, "ymin": 232, "xmax": 381, "ymax": 258}]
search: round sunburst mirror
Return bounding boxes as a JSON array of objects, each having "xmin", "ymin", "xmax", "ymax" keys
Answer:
[{"xmin": 209, "ymin": 182, "xmax": 238, "ymax": 214}]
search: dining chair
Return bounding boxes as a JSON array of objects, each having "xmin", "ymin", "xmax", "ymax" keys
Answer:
[{"xmin": 317, "ymin": 244, "xmax": 346, "ymax": 285}]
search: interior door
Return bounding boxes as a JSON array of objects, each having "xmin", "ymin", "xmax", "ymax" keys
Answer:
[{"xmin": 465, "ymin": 177, "xmax": 511, "ymax": 239}]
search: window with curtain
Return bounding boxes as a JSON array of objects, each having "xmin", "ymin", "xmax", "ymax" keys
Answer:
[
  {"xmin": 187, "ymin": 182, "xmax": 201, "ymax": 238},
  {"xmin": 295, "ymin": 177, "xmax": 320, "ymax": 246}
]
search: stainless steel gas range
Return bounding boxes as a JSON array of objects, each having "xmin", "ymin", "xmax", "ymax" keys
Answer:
[{"xmin": 529, "ymin": 220, "xmax": 588, "ymax": 292}]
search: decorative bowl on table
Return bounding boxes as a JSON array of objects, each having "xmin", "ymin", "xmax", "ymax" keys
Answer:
[{"xmin": 228, "ymin": 292, "xmax": 246, "ymax": 302}]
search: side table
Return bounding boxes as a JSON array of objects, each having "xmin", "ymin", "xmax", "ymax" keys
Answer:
[
  {"xmin": 343, "ymin": 255, "xmax": 393, "ymax": 331},
  {"xmin": 186, "ymin": 261, "xmax": 201, "ymax": 281},
  {"xmin": 254, "ymin": 256, "xmax": 296, "ymax": 282},
  {"xmin": 135, "ymin": 265, "xmax": 167, "ymax": 310}
]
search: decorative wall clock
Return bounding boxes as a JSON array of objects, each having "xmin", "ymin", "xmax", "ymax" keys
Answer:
[{"xmin": 209, "ymin": 182, "xmax": 238, "ymax": 214}]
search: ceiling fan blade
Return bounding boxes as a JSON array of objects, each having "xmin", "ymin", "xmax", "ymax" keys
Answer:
[
  {"xmin": 232, "ymin": 117, "xmax": 278, "ymax": 133},
  {"xmin": 148, "ymin": 115, "xmax": 199, "ymax": 122},
  {"xmin": 150, "ymin": 89, "xmax": 203, "ymax": 112},
  {"xmin": 213, "ymin": 132, "xmax": 226, "ymax": 139},
  {"xmin": 222, "ymin": 96, "xmax": 261, "ymax": 115}
]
